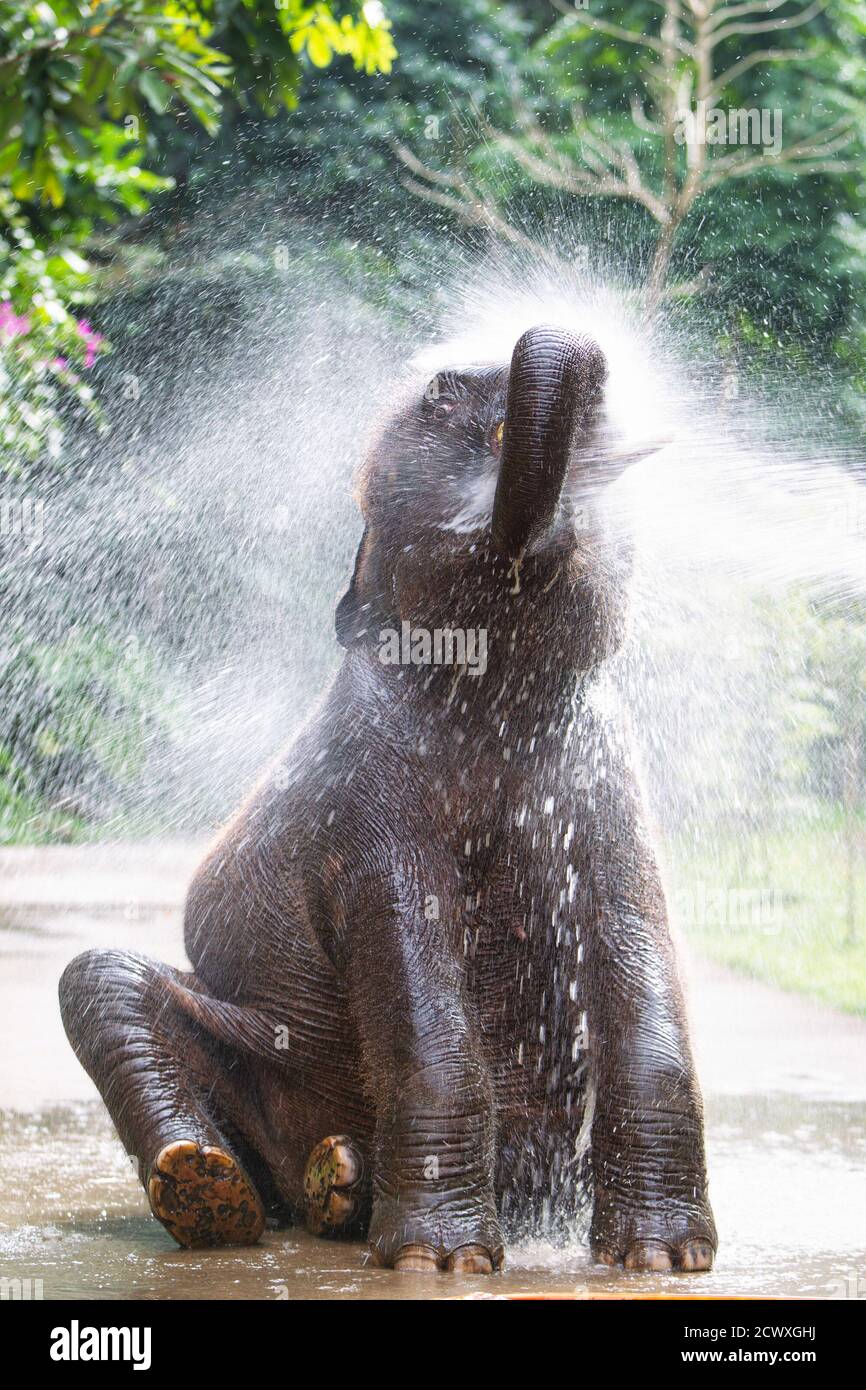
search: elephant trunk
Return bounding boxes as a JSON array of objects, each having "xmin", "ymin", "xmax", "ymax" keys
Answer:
[{"xmin": 491, "ymin": 324, "xmax": 607, "ymax": 558}]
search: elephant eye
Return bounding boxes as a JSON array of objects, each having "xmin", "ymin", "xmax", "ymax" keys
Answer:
[{"xmin": 433, "ymin": 401, "xmax": 455, "ymax": 421}]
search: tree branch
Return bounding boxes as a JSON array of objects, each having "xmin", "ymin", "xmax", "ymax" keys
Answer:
[
  {"xmin": 709, "ymin": 0, "xmax": 827, "ymax": 46},
  {"xmin": 392, "ymin": 143, "xmax": 547, "ymax": 255},
  {"xmin": 707, "ymin": 0, "xmax": 794, "ymax": 30},
  {"xmin": 390, "ymin": 141, "xmax": 457, "ymax": 189},
  {"xmin": 483, "ymin": 109, "xmax": 672, "ymax": 225},
  {"xmin": 631, "ymin": 94, "xmax": 665, "ymax": 135},
  {"xmin": 703, "ymin": 119, "xmax": 857, "ymax": 187},
  {"xmin": 580, "ymin": 120, "xmax": 672, "ymax": 222},
  {"xmin": 549, "ymin": 0, "xmax": 696, "ymax": 57},
  {"xmin": 707, "ymin": 46, "xmax": 802, "ymax": 101}
]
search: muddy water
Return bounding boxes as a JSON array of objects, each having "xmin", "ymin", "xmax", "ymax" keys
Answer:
[{"xmin": 1, "ymin": 845, "xmax": 864, "ymax": 1301}]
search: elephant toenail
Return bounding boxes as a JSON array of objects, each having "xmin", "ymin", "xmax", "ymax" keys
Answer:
[
  {"xmin": 326, "ymin": 1191, "xmax": 356, "ymax": 1222},
  {"xmin": 679, "ymin": 1240, "xmax": 714, "ymax": 1271},
  {"xmin": 593, "ymin": 1247, "xmax": 619, "ymax": 1267},
  {"xmin": 624, "ymin": 1243, "xmax": 674, "ymax": 1271},
  {"xmin": 444, "ymin": 1245, "xmax": 494, "ymax": 1274},
  {"xmin": 202, "ymin": 1146, "xmax": 234, "ymax": 1171},
  {"xmin": 393, "ymin": 1243, "xmax": 440, "ymax": 1272}
]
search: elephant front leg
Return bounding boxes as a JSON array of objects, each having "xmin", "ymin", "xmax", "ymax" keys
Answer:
[
  {"xmin": 369, "ymin": 1048, "xmax": 503, "ymax": 1273},
  {"xmin": 345, "ymin": 870, "xmax": 503, "ymax": 1273},
  {"xmin": 588, "ymin": 1001, "xmax": 717, "ymax": 1272},
  {"xmin": 585, "ymin": 815, "xmax": 717, "ymax": 1271}
]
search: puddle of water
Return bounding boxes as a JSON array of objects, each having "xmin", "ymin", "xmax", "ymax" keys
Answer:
[{"xmin": 0, "ymin": 1098, "xmax": 862, "ymax": 1300}]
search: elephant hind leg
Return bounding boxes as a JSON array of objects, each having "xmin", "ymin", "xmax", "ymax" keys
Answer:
[{"xmin": 59, "ymin": 948, "xmax": 265, "ymax": 1248}]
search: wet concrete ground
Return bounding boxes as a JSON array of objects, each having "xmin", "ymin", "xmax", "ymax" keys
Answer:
[{"xmin": 1, "ymin": 843, "xmax": 864, "ymax": 1300}]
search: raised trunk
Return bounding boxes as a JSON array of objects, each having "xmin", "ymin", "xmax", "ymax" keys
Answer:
[{"xmin": 491, "ymin": 324, "xmax": 606, "ymax": 558}]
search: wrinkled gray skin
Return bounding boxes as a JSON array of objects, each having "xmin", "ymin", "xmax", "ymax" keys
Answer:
[{"xmin": 60, "ymin": 324, "xmax": 716, "ymax": 1273}]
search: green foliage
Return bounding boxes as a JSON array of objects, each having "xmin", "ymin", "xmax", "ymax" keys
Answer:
[
  {"xmin": 0, "ymin": 0, "xmax": 395, "ymax": 471},
  {"xmin": 0, "ymin": 186, "xmax": 111, "ymax": 468},
  {"xmin": 643, "ymin": 579, "xmax": 866, "ymax": 1011},
  {"xmin": 287, "ymin": 2, "xmax": 396, "ymax": 80},
  {"xmin": 645, "ymin": 584, "xmax": 866, "ymax": 828},
  {"xmin": 163, "ymin": 0, "xmax": 866, "ymax": 381},
  {"xmin": 675, "ymin": 810, "xmax": 866, "ymax": 1015},
  {"xmin": 531, "ymin": 2, "xmax": 864, "ymax": 317},
  {"xmin": 0, "ymin": 625, "xmax": 176, "ymax": 842},
  {"xmin": 134, "ymin": 0, "xmax": 535, "ymax": 305},
  {"xmin": 0, "ymin": 741, "xmax": 85, "ymax": 841},
  {"xmin": 0, "ymin": 2, "xmax": 231, "ymax": 205},
  {"xmin": 0, "ymin": 1, "xmax": 396, "ymax": 210}
]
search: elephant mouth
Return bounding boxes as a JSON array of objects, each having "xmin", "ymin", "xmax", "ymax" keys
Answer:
[{"xmin": 440, "ymin": 461, "xmax": 500, "ymax": 535}]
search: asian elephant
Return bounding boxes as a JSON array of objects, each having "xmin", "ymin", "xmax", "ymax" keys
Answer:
[{"xmin": 59, "ymin": 323, "xmax": 716, "ymax": 1274}]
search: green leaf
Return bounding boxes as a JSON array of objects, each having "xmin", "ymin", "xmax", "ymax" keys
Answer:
[
  {"xmin": 42, "ymin": 168, "xmax": 65, "ymax": 207},
  {"xmin": 138, "ymin": 71, "xmax": 172, "ymax": 115},
  {"xmin": 306, "ymin": 28, "xmax": 334, "ymax": 68}
]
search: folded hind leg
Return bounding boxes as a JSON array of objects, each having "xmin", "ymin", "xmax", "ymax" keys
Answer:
[{"xmin": 59, "ymin": 948, "xmax": 266, "ymax": 1248}]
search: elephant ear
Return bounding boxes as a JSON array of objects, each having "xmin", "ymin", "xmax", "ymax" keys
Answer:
[{"xmin": 335, "ymin": 524, "xmax": 397, "ymax": 647}]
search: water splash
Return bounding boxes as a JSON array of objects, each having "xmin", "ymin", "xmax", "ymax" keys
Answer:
[{"xmin": 4, "ymin": 243, "xmax": 865, "ymax": 1001}]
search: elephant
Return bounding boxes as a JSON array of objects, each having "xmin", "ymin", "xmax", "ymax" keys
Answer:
[{"xmin": 59, "ymin": 323, "xmax": 717, "ymax": 1275}]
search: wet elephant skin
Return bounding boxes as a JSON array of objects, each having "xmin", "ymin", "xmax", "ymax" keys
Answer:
[{"xmin": 60, "ymin": 324, "xmax": 717, "ymax": 1274}]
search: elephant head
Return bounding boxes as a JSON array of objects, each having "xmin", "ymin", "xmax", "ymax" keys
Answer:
[{"xmin": 336, "ymin": 323, "xmax": 654, "ymax": 678}]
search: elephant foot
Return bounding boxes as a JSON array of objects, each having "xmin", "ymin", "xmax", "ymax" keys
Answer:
[
  {"xmin": 147, "ymin": 1139, "xmax": 265, "ymax": 1249},
  {"xmin": 590, "ymin": 1191, "xmax": 716, "ymax": 1273},
  {"xmin": 303, "ymin": 1135, "xmax": 366, "ymax": 1237},
  {"xmin": 387, "ymin": 1243, "xmax": 500, "ymax": 1274},
  {"xmin": 368, "ymin": 1194, "xmax": 505, "ymax": 1274}
]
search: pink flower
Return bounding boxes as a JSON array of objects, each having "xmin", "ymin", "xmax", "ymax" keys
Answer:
[
  {"xmin": 52, "ymin": 356, "xmax": 69, "ymax": 370},
  {"xmin": 0, "ymin": 301, "xmax": 30, "ymax": 341},
  {"xmin": 75, "ymin": 318, "xmax": 104, "ymax": 368}
]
